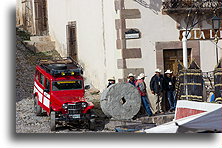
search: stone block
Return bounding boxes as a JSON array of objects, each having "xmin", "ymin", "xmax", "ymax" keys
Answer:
[
  {"xmin": 141, "ymin": 114, "xmax": 174, "ymax": 125},
  {"xmin": 117, "ymin": 59, "xmax": 126, "ymax": 69},
  {"xmin": 116, "ymin": 39, "xmax": 126, "ymax": 49},
  {"xmin": 122, "ymin": 48, "xmax": 142, "ymax": 59},
  {"xmin": 123, "ymin": 68, "xmax": 144, "ymax": 78},
  {"xmin": 121, "ymin": 9, "xmax": 141, "ymax": 19},
  {"xmin": 23, "ymin": 40, "xmax": 55, "ymax": 53},
  {"xmin": 30, "ymin": 36, "xmax": 51, "ymax": 42}
]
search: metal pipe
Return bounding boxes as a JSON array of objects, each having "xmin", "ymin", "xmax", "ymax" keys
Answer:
[
  {"xmin": 214, "ymin": 32, "xmax": 219, "ymax": 64},
  {"xmin": 182, "ymin": 31, "xmax": 188, "ymax": 100},
  {"xmin": 182, "ymin": 32, "xmax": 188, "ymax": 69},
  {"xmin": 216, "ymin": 43, "xmax": 218, "ymax": 64}
]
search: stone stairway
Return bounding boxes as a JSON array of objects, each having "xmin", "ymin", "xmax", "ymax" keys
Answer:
[{"xmin": 24, "ymin": 36, "xmax": 55, "ymax": 53}]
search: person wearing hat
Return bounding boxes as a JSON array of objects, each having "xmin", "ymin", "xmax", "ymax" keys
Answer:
[
  {"xmin": 107, "ymin": 77, "xmax": 115, "ymax": 88},
  {"xmin": 150, "ymin": 68, "xmax": 165, "ymax": 114},
  {"xmin": 127, "ymin": 73, "xmax": 136, "ymax": 86},
  {"xmin": 164, "ymin": 70, "xmax": 176, "ymax": 112},
  {"xmin": 136, "ymin": 73, "xmax": 153, "ymax": 117}
]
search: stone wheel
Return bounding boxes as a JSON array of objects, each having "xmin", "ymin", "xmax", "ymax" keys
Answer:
[{"xmin": 100, "ymin": 82, "xmax": 141, "ymax": 120}]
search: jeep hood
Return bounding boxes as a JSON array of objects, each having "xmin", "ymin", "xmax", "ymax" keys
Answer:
[{"xmin": 51, "ymin": 91, "xmax": 86, "ymax": 104}]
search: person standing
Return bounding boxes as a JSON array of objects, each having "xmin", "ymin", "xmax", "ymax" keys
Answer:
[
  {"xmin": 136, "ymin": 73, "xmax": 153, "ymax": 117},
  {"xmin": 150, "ymin": 69, "xmax": 165, "ymax": 114},
  {"xmin": 164, "ymin": 70, "xmax": 176, "ymax": 112},
  {"xmin": 127, "ymin": 73, "xmax": 136, "ymax": 86},
  {"xmin": 107, "ymin": 77, "xmax": 115, "ymax": 88}
]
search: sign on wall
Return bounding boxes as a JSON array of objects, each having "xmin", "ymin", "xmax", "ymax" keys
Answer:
[
  {"xmin": 125, "ymin": 29, "xmax": 140, "ymax": 39},
  {"xmin": 179, "ymin": 29, "xmax": 222, "ymax": 40}
]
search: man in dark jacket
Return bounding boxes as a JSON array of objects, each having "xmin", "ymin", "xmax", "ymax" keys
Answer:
[
  {"xmin": 150, "ymin": 69, "xmax": 165, "ymax": 114},
  {"xmin": 127, "ymin": 73, "xmax": 136, "ymax": 86},
  {"xmin": 107, "ymin": 77, "xmax": 115, "ymax": 88},
  {"xmin": 164, "ymin": 70, "xmax": 176, "ymax": 112}
]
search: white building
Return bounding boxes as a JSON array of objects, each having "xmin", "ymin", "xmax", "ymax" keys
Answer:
[{"xmin": 16, "ymin": 0, "xmax": 222, "ymax": 94}]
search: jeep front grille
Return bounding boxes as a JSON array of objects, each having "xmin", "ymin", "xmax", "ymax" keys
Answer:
[{"xmin": 67, "ymin": 103, "xmax": 82, "ymax": 114}]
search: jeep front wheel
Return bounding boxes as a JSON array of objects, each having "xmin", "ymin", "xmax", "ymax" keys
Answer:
[
  {"xmin": 34, "ymin": 96, "xmax": 42, "ymax": 116},
  {"xmin": 50, "ymin": 111, "xmax": 56, "ymax": 131},
  {"xmin": 89, "ymin": 118, "xmax": 96, "ymax": 131}
]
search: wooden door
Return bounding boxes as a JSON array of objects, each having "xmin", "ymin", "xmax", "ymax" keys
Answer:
[
  {"xmin": 163, "ymin": 49, "xmax": 191, "ymax": 75},
  {"xmin": 34, "ymin": 0, "xmax": 48, "ymax": 35},
  {"xmin": 66, "ymin": 21, "xmax": 78, "ymax": 61}
]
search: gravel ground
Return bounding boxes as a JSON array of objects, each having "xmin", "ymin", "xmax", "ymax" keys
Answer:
[
  {"xmin": 16, "ymin": 96, "xmax": 112, "ymax": 133},
  {"xmin": 16, "ymin": 28, "xmax": 111, "ymax": 133}
]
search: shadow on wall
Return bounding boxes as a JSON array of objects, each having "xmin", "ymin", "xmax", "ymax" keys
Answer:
[{"xmin": 133, "ymin": 0, "xmax": 162, "ymax": 14}]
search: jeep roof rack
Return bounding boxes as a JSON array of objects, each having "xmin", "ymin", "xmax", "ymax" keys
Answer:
[{"xmin": 39, "ymin": 57, "xmax": 83, "ymax": 76}]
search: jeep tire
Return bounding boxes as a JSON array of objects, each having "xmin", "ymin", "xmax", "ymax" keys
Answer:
[
  {"xmin": 50, "ymin": 111, "xmax": 56, "ymax": 131},
  {"xmin": 34, "ymin": 96, "xmax": 42, "ymax": 116},
  {"xmin": 88, "ymin": 118, "xmax": 96, "ymax": 131}
]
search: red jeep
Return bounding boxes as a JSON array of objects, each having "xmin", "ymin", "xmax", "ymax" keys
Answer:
[{"xmin": 33, "ymin": 57, "xmax": 95, "ymax": 131}]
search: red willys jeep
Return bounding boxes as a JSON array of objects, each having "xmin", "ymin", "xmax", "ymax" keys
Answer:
[{"xmin": 32, "ymin": 57, "xmax": 95, "ymax": 131}]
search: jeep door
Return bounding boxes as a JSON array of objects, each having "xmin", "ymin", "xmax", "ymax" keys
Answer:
[
  {"xmin": 34, "ymin": 70, "xmax": 51, "ymax": 113},
  {"xmin": 42, "ymin": 77, "xmax": 51, "ymax": 113}
]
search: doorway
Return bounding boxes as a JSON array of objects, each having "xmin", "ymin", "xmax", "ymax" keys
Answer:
[
  {"xmin": 66, "ymin": 21, "xmax": 78, "ymax": 61},
  {"xmin": 34, "ymin": 0, "xmax": 48, "ymax": 35},
  {"xmin": 163, "ymin": 48, "xmax": 191, "ymax": 75}
]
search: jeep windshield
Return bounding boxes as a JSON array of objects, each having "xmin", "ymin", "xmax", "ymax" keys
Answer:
[{"xmin": 52, "ymin": 80, "xmax": 82, "ymax": 91}]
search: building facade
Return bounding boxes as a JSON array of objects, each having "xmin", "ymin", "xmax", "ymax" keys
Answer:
[{"xmin": 16, "ymin": 0, "xmax": 222, "ymax": 94}]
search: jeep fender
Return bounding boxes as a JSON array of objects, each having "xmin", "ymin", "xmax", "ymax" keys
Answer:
[
  {"xmin": 82, "ymin": 102, "xmax": 94, "ymax": 113},
  {"xmin": 50, "ymin": 103, "xmax": 61, "ymax": 112}
]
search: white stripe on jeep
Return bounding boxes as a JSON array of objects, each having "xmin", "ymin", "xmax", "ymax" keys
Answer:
[
  {"xmin": 38, "ymin": 93, "xmax": 43, "ymax": 103},
  {"xmin": 34, "ymin": 82, "xmax": 43, "ymax": 93},
  {"xmin": 34, "ymin": 82, "xmax": 50, "ymax": 108},
  {"xmin": 43, "ymin": 97, "xmax": 50, "ymax": 108},
  {"xmin": 44, "ymin": 92, "xmax": 50, "ymax": 99},
  {"xmin": 34, "ymin": 82, "xmax": 44, "ymax": 103}
]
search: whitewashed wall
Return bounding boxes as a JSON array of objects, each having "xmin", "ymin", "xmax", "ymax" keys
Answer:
[
  {"xmin": 47, "ymin": 0, "xmax": 122, "ymax": 91},
  {"xmin": 124, "ymin": 0, "xmax": 178, "ymax": 93}
]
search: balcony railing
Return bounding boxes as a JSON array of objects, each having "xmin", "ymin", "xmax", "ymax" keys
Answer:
[{"xmin": 162, "ymin": 0, "xmax": 222, "ymax": 13}]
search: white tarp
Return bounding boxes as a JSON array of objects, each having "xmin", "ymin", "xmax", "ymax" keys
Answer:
[{"xmin": 145, "ymin": 107, "xmax": 222, "ymax": 133}]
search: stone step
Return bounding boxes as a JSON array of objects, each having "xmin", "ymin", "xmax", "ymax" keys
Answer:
[
  {"xmin": 104, "ymin": 119, "xmax": 143, "ymax": 131},
  {"xmin": 139, "ymin": 113, "xmax": 175, "ymax": 125},
  {"xmin": 24, "ymin": 40, "xmax": 55, "ymax": 53},
  {"xmin": 30, "ymin": 36, "xmax": 52, "ymax": 42},
  {"xmin": 103, "ymin": 113, "xmax": 175, "ymax": 131}
]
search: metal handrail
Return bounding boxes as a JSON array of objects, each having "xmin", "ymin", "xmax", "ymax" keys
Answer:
[{"xmin": 163, "ymin": 0, "xmax": 222, "ymax": 9}]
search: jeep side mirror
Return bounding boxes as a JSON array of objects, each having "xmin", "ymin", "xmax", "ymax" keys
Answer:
[
  {"xmin": 44, "ymin": 89, "xmax": 50, "ymax": 93},
  {"xmin": 84, "ymin": 85, "xmax": 90, "ymax": 90}
]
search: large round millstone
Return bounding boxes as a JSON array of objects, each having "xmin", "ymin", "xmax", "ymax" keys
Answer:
[{"xmin": 100, "ymin": 82, "xmax": 141, "ymax": 120}]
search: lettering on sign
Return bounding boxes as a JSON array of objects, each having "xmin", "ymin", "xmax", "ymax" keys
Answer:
[{"xmin": 179, "ymin": 29, "xmax": 222, "ymax": 40}]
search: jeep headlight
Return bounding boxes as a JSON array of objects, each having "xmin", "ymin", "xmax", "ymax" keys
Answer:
[
  {"xmin": 62, "ymin": 103, "xmax": 68, "ymax": 109},
  {"xmin": 82, "ymin": 102, "xmax": 87, "ymax": 108}
]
